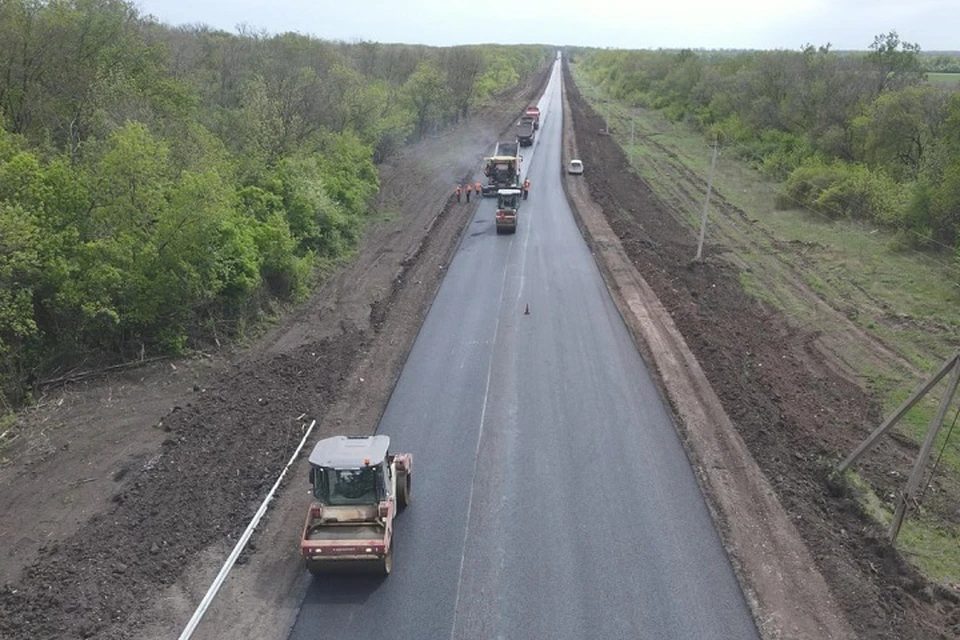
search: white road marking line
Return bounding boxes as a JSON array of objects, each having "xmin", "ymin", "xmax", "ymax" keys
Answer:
[
  {"xmin": 178, "ymin": 419, "xmax": 317, "ymax": 640},
  {"xmin": 449, "ymin": 241, "xmax": 512, "ymax": 640}
]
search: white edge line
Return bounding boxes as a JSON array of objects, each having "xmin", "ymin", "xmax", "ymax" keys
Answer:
[{"xmin": 178, "ymin": 418, "xmax": 318, "ymax": 640}]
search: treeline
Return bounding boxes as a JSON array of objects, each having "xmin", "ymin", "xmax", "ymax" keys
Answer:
[
  {"xmin": 0, "ymin": 0, "xmax": 550, "ymax": 403},
  {"xmin": 923, "ymin": 53, "xmax": 960, "ymax": 74},
  {"xmin": 579, "ymin": 33, "xmax": 960, "ymax": 262}
]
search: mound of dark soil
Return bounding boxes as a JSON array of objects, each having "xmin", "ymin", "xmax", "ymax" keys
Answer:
[{"xmin": 0, "ymin": 330, "xmax": 365, "ymax": 639}]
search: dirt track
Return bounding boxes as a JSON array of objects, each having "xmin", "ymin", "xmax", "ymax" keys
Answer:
[
  {"xmin": 0, "ymin": 65, "xmax": 551, "ymax": 640},
  {"xmin": 562, "ymin": 59, "xmax": 959, "ymax": 639}
]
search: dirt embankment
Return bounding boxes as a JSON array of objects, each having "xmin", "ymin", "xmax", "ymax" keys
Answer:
[
  {"xmin": 562, "ymin": 59, "xmax": 958, "ymax": 639},
  {"xmin": 0, "ymin": 62, "xmax": 552, "ymax": 640}
]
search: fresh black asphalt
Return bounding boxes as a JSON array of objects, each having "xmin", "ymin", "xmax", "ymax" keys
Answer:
[{"xmin": 288, "ymin": 59, "xmax": 760, "ymax": 640}]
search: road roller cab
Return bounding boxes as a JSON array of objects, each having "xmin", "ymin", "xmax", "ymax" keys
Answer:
[
  {"xmin": 495, "ymin": 188, "xmax": 522, "ymax": 234},
  {"xmin": 300, "ymin": 435, "xmax": 411, "ymax": 576}
]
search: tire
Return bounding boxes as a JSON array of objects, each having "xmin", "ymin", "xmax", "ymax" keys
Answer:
[
  {"xmin": 397, "ymin": 470, "xmax": 411, "ymax": 510},
  {"xmin": 380, "ymin": 545, "xmax": 393, "ymax": 576}
]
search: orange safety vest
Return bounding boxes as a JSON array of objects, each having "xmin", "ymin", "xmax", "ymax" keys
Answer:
[
  {"xmin": 523, "ymin": 179, "xmax": 530, "ymax": 189},
  {"xmin": 455, "ymin": 185, "xmax": 461, "ymax": 194},
  {"xmin": 466, "ymin": 183, "xmax": 472, "ymax": 193},
  {"xmin": 475, "ymin": 182, "xmax": 482, "ymax": 192}
]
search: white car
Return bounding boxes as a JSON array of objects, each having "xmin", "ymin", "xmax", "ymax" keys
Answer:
[{"xmin": 567, "ymin": 159, "xmax": 584, "ymax": 175}]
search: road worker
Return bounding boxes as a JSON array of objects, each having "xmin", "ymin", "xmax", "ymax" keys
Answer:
[
  {"xmin": 475, "ymin": 181, "xmax": 482, "ymax": 198},
  {"xmin": 455, "ymin": 184, "xmax": 461, "ymax": 203},
  {"xmin": 523, "ymin": 178, "xmax": 531, "ymax": 200},
  {"xmin": 465, "ymin": 182, "xmax": 472, "ymax": 202}
]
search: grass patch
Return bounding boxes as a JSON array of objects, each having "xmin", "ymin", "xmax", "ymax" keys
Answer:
[
  {"xmin": 843, "ymin": 470, "xmax": 890, "ymax": 522},
  {"xmin": 843, "ymin": 470, "xmax": 960, "ymax": 583},
  {"xmin": 885, "ymin": 381, "xmax": 960, "ymax": 476},
  {"xmin": 898, "ymin": 519, "xmax": 960, "ymax": 583},
  {"xmin": 739, "ymin": 270, "xmax": 779, "ymax": 308},
  {"xmin": 926, "ymin": 72, "xmax": 960, "ymax": 86}
]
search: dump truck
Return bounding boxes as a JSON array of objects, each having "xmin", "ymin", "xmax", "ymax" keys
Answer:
[
  {"xmin": 516, "ymin": 116, "xmax": 535, "ymax": 147},
  {"xmin": 495, "ymin": 188, "xmax": 522, "ymax": 234},
  {"xmin": 524, "ymin": 106, "xmax": 540, "ymax": 130},
  {"xmin": 482, "ymin": 141, "xmax": 522, "ymax": 197},
  {"xmin": 495, "ymin": 140, "xmax": 520, "ymax": 159},
  {"xmin": 300, "ymin": 435, "xmax": 411, "ymax": 576}
]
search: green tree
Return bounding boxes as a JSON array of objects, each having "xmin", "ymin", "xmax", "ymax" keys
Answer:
[
  {"xmin": 0, "ymin": 1, "xmax": 550, "ymax": 401},
  {"xmin": 404, "ymin": 60, "xmax": 451, "ymax": 138},
  {"xmin": 440, "ymin": 47, "xmax": 484, "ymax": 120},
  {"xmin": 0, "ymin": 202, "xmax": 43, "ymax": 395},
  {"xmin": 867, "ymin": 31, "xmax": 924, "ymax": 97},
  {"xmin": 857, "ymin": 85, "xmax": 951, "ymax": 181}
]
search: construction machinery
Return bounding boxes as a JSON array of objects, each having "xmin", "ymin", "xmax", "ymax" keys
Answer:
[
  {"xmin": 494, "ymin": 140, "xmax": 520, "ymax": 160},
  {"xmin": 495, "ymin": 188, "xmax": 522, "ymax": 234},
  {"xmin": 516, "ymin": 116, "xmax": 535, "ymax": 147},
  {"xmin": 524, "ymin": 106, "xmax": 540, "ymax": 130},
  {"xmin": 300, "ymin": 435, "xmax": 411, "ymax": 576},
  {"xmin": 482, "ymin": 141, "xmax": 522, "ymax": 197}
]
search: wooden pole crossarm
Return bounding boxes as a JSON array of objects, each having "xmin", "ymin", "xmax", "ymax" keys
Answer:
[
  {"xmin": 889, "ymin": 359, "xmax": 960, "ymax": 541},
  {"xmin": 837, "ymin": 351, "xmax": 959, "ymax": 474}
]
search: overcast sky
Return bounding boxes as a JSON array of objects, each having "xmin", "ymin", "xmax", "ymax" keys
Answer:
[{"xmin": 134, "ymin": 0, "xmax": 959, "ymax": 51}]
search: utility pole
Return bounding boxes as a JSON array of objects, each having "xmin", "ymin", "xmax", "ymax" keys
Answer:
[
  {"xmin": 836, "ymin": 350, "xmax": 960, "ymax": 543},
  {"xmin": 838, "ymin": 352, "xmax": 959, "ymax": 473},
  {"xmin": 695, "ymin": 136, "xmax": 719, "ymax": 262},
  {"xmin": 889, "ymin": 359, "xmax": 960, "ymax": 541}
]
